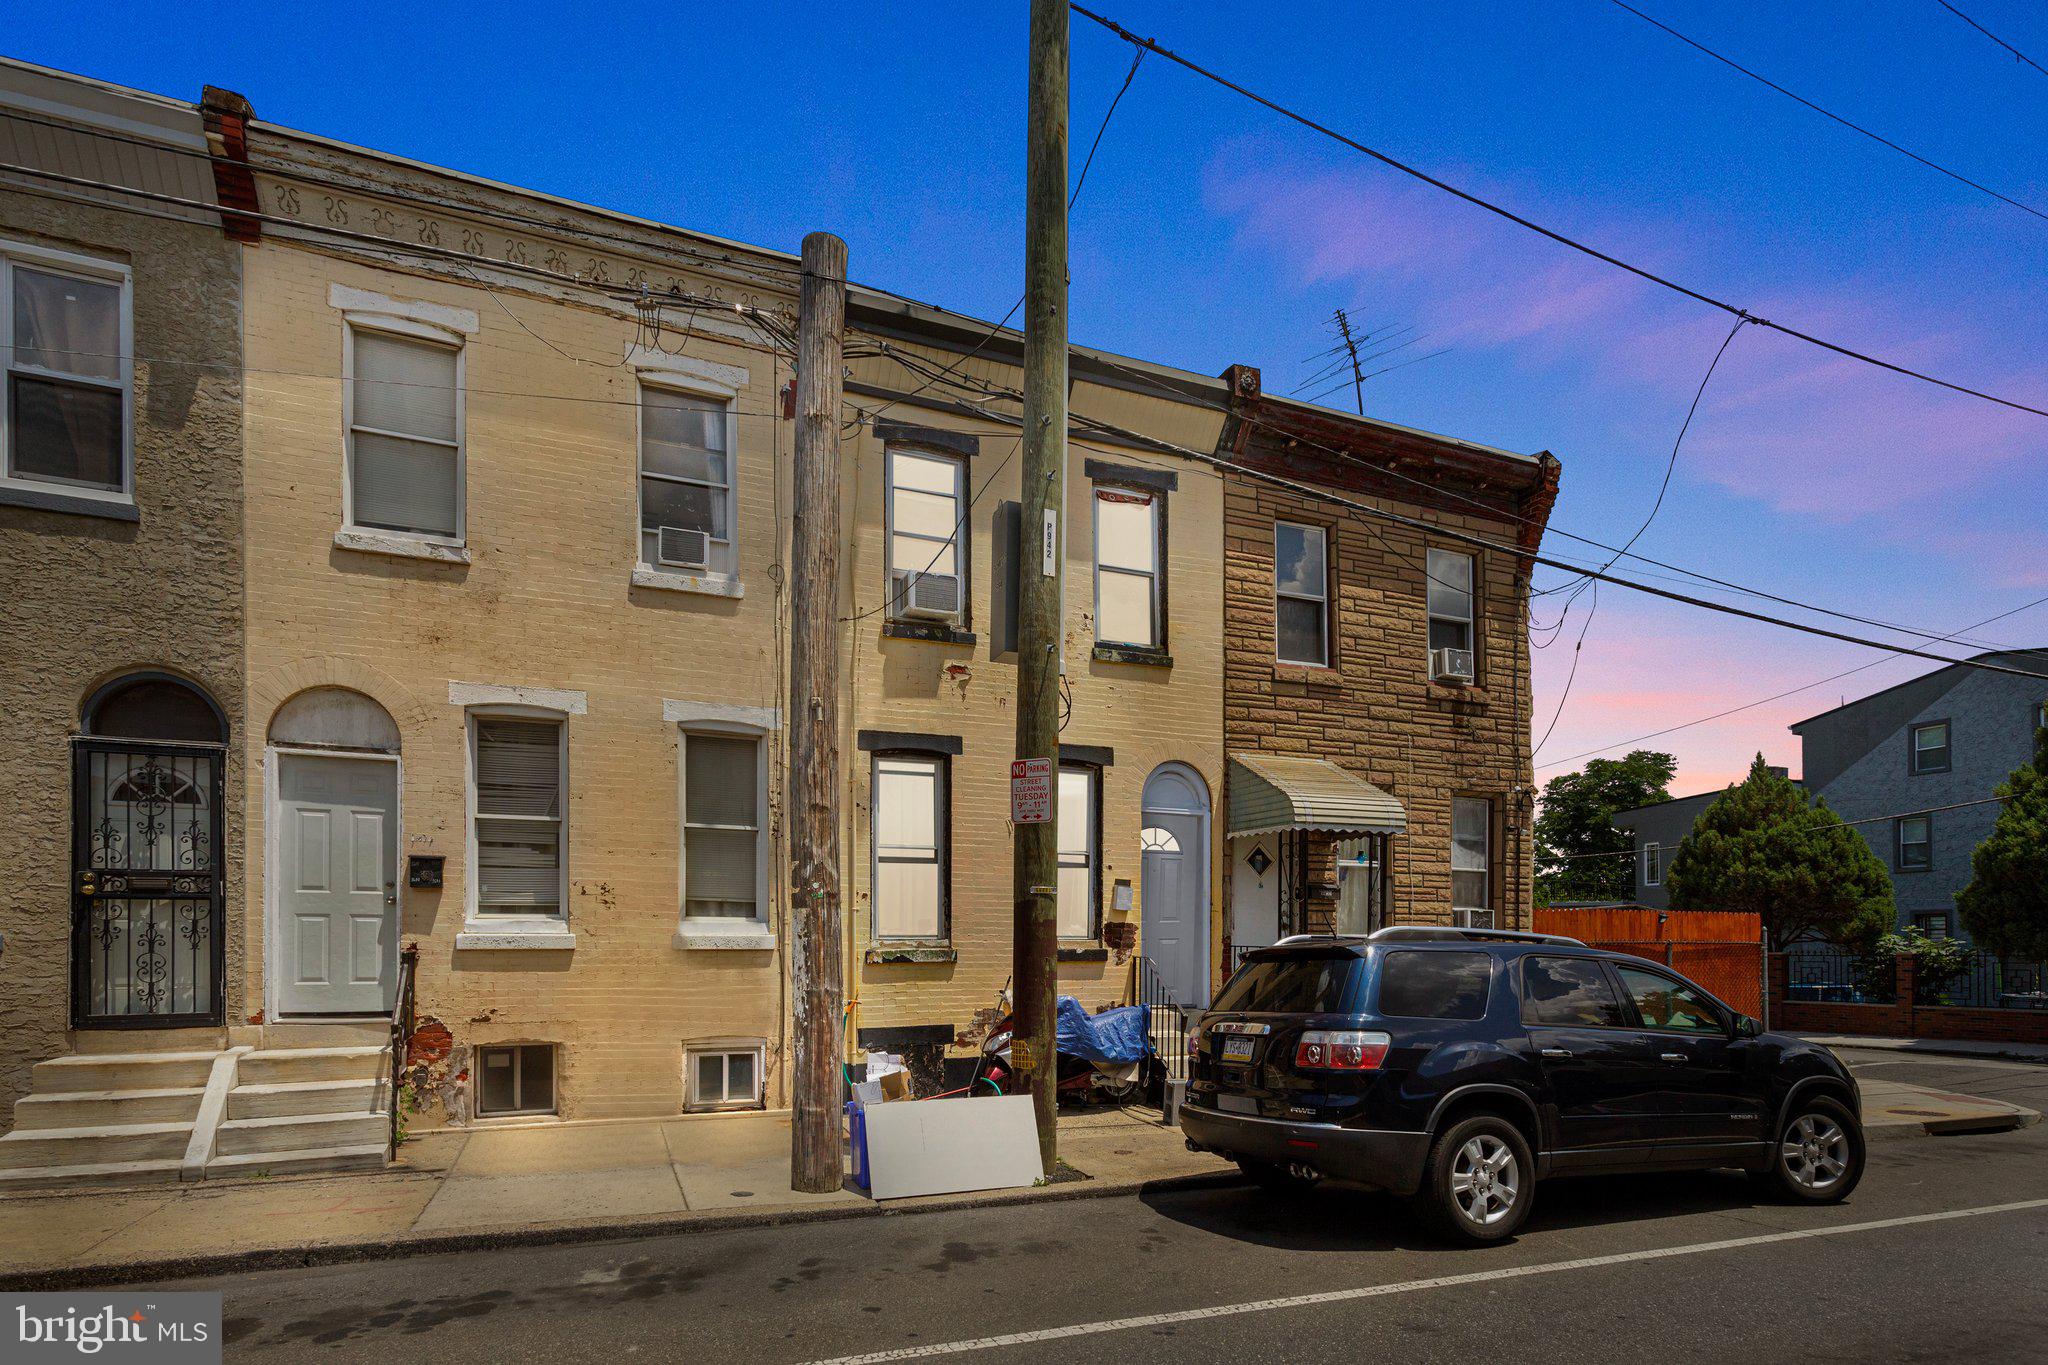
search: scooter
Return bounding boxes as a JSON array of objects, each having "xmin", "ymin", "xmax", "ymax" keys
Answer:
[{"xmin": 968, "ymin": 985, "xmax": 1146, "ymax": 1104}]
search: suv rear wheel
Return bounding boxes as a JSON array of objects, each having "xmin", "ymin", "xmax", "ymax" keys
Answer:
[
  {"xmin": 1756, "ymin": 1096, "xmax": 1863, "ymax": 1203},
  {"xmin": 1413, "ymin": 1114, "xmax": 1534, "ymax": 1244}
]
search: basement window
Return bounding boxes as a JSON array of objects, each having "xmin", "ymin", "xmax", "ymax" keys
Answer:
[
  {"xmin": 477, "ymin": 1044, "xmax": 556, "ymax": 1116},
  {"xmin": 687, "ymin": 1044, "xmax": 764, "ymax": 1111}
]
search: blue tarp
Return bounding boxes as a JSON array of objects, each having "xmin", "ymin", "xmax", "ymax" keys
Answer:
[{"xmin": 1055, "ymin": 995, "xmax": 1152, "ymax": 1064}]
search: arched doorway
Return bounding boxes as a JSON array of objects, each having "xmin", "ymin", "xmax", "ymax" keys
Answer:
[
  {"xmin": 1141, "ymin": 763, "xmax": 1211, "ymax": 1007},
  {"xmin": 74, "ymin": 672, "xmax": 228, "ymax": 1026},
  {"xmin": 267, "ymin": 688, "xmax": 402, "ymax": 1016}
]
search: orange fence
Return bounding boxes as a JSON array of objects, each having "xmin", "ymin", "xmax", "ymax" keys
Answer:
[{"xmin": 1533, "ymin": 908, "xmax": 1765, "ymax": 1018}]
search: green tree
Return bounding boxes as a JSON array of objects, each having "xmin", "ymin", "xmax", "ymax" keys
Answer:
[
  {"xmin": 1956, "ymin": 728, "xmax": 2048, "ymax": 959},
  {"xmin": 1665, "ymin": 754, "xmax": 1893, "ymax": 949},
  {"xmin": 1534, "ymin": 750, "xmax": 1677, "ymax": 905}
]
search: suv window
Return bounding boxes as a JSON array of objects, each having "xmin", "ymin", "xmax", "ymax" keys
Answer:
[
  {"xmin": 1378, "ymin": 951, "xmax": 1491, "ymax": 1020},
  {"xmin": 1614, "ymin": 965, "xmax": 1725, "ymax": 1033},
  {"xmin": 1522, "ymin": 956, "xmax": 1627, "ymax": 1028},
  {"xmin": 1213, "ymin": 954, "xmax": 1363, "ymax": 1013}
]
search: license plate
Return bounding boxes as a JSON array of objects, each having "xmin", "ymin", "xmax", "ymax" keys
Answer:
[
  {"xmin": 1220, "ymin": 1035, "xmax": 1256, "ymax": 1063},
  {"xmin": 1218, "ymin": 1093, "xmax": 1259, "ymax": 1115}
]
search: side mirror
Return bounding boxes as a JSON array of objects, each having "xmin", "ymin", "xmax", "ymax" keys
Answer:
[{"xmin": 1733, "ymin": 1014, "xmax": 1762, "ymax": 1039}]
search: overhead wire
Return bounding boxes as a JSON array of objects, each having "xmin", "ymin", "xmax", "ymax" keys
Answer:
[{"xmin": 1934, "ymin": 1, "xmax": 2048, "ymax": 79}]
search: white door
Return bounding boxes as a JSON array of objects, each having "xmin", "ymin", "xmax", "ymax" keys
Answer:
[
  {"xmin": 1142, "ymin": 764, "xmax": 1211, "ymax": 1008},
  {"xmin": 278, "ymin": 753, "xmax": 397, "ymax": 1014}
]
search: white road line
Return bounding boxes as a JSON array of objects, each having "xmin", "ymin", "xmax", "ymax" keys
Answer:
[{"xmin": 806, "ymin": 1197, "xmax": 2048, "ymax": 1364}]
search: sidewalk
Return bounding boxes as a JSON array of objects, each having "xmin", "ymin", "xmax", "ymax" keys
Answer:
[{"xmin": 1804, "ymin": 1033, "xmax": 2048, "ymax": 1067}]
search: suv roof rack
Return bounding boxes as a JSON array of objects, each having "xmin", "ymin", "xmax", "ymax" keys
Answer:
[{"xmin": 1367, "ymin": 926, "xmax": 1586, "ymax": 948}]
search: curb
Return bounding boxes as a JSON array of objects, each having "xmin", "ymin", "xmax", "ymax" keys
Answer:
[
  {"xmin": 0, "ymin": 1167, "xmax": 1245, "ymax": 1292},
  {"xmin": 1865, "ymin": 1110, "xmax": 2037, "ymax": 1143},
  {"xmin": 1806, "ymin": 1037, "xmax": 2048, "ymax": 1067}
]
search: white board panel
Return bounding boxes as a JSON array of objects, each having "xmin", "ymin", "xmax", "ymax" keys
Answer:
[{"xmin": 860, "ymin": 1095, "xmax": 1045, "ymax": 1201}]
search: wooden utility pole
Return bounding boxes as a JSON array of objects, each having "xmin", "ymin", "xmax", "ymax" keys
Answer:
[
  {"xmin": 789, "ymin": 230, "xmax": 848, "ymax": 1194},
  {"xmin": 1333, "ymin": 308, "xmax": 1365, "ymax": 415},
  {"xmin": 1014, "ymin": 0, "xmax": 1069, "ymax": 1168}
]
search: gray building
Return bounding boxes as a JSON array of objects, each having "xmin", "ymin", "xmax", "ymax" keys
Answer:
[
  {"xmin": 1790, "ymin": 650, "xmax": 2047, "ymax": 941},
  {"xmin": 1610, "ymin": 770, "xmax": 1796, "ymax": 910}
]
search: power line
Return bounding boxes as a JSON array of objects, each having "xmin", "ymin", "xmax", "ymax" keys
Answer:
[
  {"xmin": 1069, "ymin": 4, "xmax": 2048, "ymax": 422},
  {"xmin": 1935, "ymin": 1, "xmax": 2048, "ymax": 79},
  {"xmin": 1549, "ymin": 794, "xmax": 2016, "ymax": 861},
  {"xmin": 1609, "ymin": 1, "xmax": 2048, "ymax": 224}
]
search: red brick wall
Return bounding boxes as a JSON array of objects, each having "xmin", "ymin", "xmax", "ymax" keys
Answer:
[{"xmin": 1767, "ymin": 953, "xmax": 2048, "ymax": 1045}]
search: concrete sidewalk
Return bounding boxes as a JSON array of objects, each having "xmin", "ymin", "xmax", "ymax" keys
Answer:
[
  {"xmin": 1805, "ymin": 1033, "xmax": 2048, "ymax": 1067},
  {"xmin": 1, "ymin": 1073, "xmax": 2034, "ymax": 1289}
]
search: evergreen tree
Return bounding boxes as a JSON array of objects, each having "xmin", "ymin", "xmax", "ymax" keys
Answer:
[
  {"xmin": 1957, "ymin": 727, "xmax": 2048, "ymax": 959},
  {"xmin": 1665, "ymin": 754, "xmax": 1893, "ymax": 949},
  {"xmin": 1533, "ymin": 750, "xmax": 1676, "ymax": 905}
]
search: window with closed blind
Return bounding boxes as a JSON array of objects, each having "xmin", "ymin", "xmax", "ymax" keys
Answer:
[
  {"xmin": 1056, "ymin": 765, "xmax": 1100, "ymax": 940},
  {"xmin": 347, "ymin": 324, "xmax": 463, "ymax": 540},
  {"xmin": 472, "ymin": 717, "xmax": 565, "ymax": 917},
  {"xmin": 682, "ymin": 732, "xmax": 762, "ymax": 921},
  {"xmin": 872, "ymin": 754, "xmax": 947, "ymax": 941},
  {"xmin": 1093, "ymin": 487, "xmax": 1160, "ymax": 648},
  {"xmin": 639, "ymin": 384, "xmax": 735, "ymax": 576},
  {"xmin": 2, "ymin": 243, "xmax": 131, "ymax": 502}
]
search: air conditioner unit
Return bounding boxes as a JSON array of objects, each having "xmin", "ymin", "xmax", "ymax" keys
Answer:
[
  {"xmin": 1454, "ymin": 908, "xmax": 1496, "ymax": 929},
  {"xmin": 656, "ymin": 525, "xmax": 710, "ymax": 571},
  {"xmin": 894, "ymin": 569, "xmax": 960, "ymax": 620},
  {"xmin": 1431, "ymin": 647, "xmax": 1475, "ymax": 683}
]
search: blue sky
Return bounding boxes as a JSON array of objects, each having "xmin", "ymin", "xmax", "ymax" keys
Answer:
[{"xmin": 13, "ymin": 1, "xmax": 2047, "ymax": 793}]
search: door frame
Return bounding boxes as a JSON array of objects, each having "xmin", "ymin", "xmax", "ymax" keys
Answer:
[
  {"xmin": 1141, "ymin": 761, "xmax": 1212, "ymax": 1007},
  {"xmin": 264, "ymin": 744, "xmax": 404, "ymax": 1021}
]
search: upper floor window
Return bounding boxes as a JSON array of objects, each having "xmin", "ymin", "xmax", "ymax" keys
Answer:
[
  {"xmin": 1426, "ymin": 549, "xmax": 1476, "ymax": 681},
  {"xmin": 1896, "ymin": 814, "xmax": 1932, "ymax": 872},
  {"xmin": 1452, "ymin": 796, "xmax": 1491, "ymax": 925},
  {"xmin": 639, "ymin": 385, "xmax": 736, "ymax": 577},
  {"xmin": 1056, "ymin": 765, "xmax": 1100, "ymax": 940},
  {"xmin": 346, "ymin": 324, "xmax": 462, "ymax": 541},
  {"xmin": 1093, "ymin": 487, "xmax": 1161, "ymax": 649},
  {"xmin": 1274, "ymin": 521, "xmax": 1328, "ymax": 666},
  {"xmin": 872, "ymin": 753, "xmax": 948, "ymax": 940},
  {"xmin": 1909, "ymin": 721, "xmax": 1951, "ymax": 775},
  {"xmin": 471, "ymin": 716, "xmax": 565, "ymax": 917},
  {"xmin": 886, "ymin": 446, "xmax": 966, "ymax": 623},
  {"xmin": 681, "ymin": 732, "xmax": 763, "ymax": 922},
  {"xmin": 2034, "ymin": 702, "xmax": 2046, "ymax": 737},
  {"xmin": 1643, "ymin": 842, "xmax": 1663, "ymax": 887},
  {"xmin": 2, "ymin": 246, "xmax": 130, "ymax": 500}
]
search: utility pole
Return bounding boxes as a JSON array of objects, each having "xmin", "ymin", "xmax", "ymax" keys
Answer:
[
  {"xmin": 789, "ymin": 230, "xmax": 848, "ymax": 1194},
  {"xmin": 1014, "ymin": 0, "xmax": 1069, "ymax": 1169},
  {"xmin": 1333, "ymin": 308, "xmax": 1365, "ymax": 415}
]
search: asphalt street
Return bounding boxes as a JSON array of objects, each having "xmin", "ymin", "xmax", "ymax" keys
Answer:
[{"xmin": 166, "ymin": 1047, "xmax": 2048, "ymax": 1363}]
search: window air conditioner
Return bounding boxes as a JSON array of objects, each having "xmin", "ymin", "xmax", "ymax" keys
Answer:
[
  {"xmin": 894, "ymin": 569, "xmax": 961, "ymax": 620},
  {"xmin": 1431, "ymin": 647, "xmax": 1475, "ymax": 683},
  {"xmin": 1453, "ymin": 908, "xmax": 1496, "ymax": 929},
  {"xmin": 657, "ymin": 526, "xmax": 710, "ymax": 571}
]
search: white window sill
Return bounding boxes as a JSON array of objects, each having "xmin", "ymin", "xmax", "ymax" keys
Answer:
[
  {"xmin": 336, "ymin": 528, "xmax": 471, "ymax": 564},
  {"xmin": 456, "ymin": 926, "xmax": 576, "ymax": 951},
  {"xmin": 0, "ymin": 480, "xmax": 140, "ymax": 522},
  {"xmin": 673, "ymin": 919, "xmax": 776, "ymax": 951},
  {"xmin": 632, "ymin": 566, "xmax": 744, "ymax": 599}
]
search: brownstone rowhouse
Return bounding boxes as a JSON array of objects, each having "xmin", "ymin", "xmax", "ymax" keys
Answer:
[
  {"xmin": 1215, "ymin": 365, "xmax": 1559, "ymax": 972},
  {"xmin": 0, "ymin": 63, "xmax": 247, "ymax": 1109}
]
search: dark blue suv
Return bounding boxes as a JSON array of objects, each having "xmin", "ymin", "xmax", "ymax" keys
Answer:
[{"xmin": 1180, "ymin": 927, "xmax": 1864, "ymax": 1243}]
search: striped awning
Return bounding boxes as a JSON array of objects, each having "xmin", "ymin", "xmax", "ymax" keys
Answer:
[{"xmin": 1228, "ymin": 753, "xmax": 1407, "ymax": 838}]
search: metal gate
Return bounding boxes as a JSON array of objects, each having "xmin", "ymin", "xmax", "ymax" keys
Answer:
[{"xmin": 71, "ymin": 739, "xmax": 225, "ymax": 1027}]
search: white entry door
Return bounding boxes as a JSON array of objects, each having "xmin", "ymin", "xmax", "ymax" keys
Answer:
[
  {"xmin": 278, "ymin": 753, "xmax": 398, "ymax": 1014},
  {"xmin": 1142, "ymin": 764, "xmax": 1211, "ymax": 1008}
]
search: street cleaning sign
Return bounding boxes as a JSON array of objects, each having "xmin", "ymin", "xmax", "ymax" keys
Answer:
[{"xmin": 1010, "ymin": 757, "xmax": 1053, "ymax": 824}]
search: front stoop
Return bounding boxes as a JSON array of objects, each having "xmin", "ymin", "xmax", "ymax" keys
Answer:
[{"xmin": 0, "ymin": 1031, "xmax": 391, "ymax": 1188}]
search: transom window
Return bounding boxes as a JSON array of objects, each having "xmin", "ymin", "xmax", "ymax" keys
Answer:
[
  {"xmin": 1426, "ymin": 549, "xmax": 1476, "ymax": 679},
  {"xmin": 639, "ymin": 385, "xmax": 735, "ymax": 576},
  {"xmin": 1452, "ymin": 797, "xmax": 1492, "ymax": 920},
  {"xmin": 872, "ymin": 754, "xmax": 947, "ymax": 940},
  {"xmin": 1093, "ymin": 487, "xmax": 1160, "ymax": 648},
  {"xmin": 1896, "ymin": 815, "xmax": 1932, "ymax": 872},
  {"xmin": 477, "ymin": 1044, "xmax": 556, "ymax": 1116},
  {"xmin": 1057, "ymin": 765, "xmax": 1100, "ymax": 940},
  {"xmin": 347, "ymin": 325, "xmax": 462, "ymax": 540},
  {"xmin": 472, "ymin": 717, "xmax": 565, "ymax": 917},
  {"xmin": 1910, "ymin": 721, "xmax": 1951, "ymax": 775},
  {"xmin": 2, "ymin": 247, "xmax": 130, "ymax": 497},
  {"xmin": 886, "ymin": 447, "xmax": 966, "ymax": 621},
  {"xmin": 1274, "ymin": 521, "xmax": 1328, "ymax": 666},
  {"xmin": 682, "ymin": 732, "xmax": 762, "ymax": 920},
  {"xmin": 687, "ymin": 1045, "xmax": 764, "ymax": 1111}
]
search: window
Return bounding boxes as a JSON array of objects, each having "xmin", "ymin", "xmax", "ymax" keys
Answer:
[
  {"xmin": 1913, "ymin": 913, "xmax": 1951, "ymax": 939},
  {"xmin": 347, "ymin": 325, "xmax": 462, "ymax": 540},
  {"xmin": 2, "ymin": 248, "xmax": 130, "ymax": 497},
  {"xmin": 1093, "ymin": 487, "xmax": 1160, "ymax": 648},
  {"xmin": 682, "ymin": 732, "xmax": 762, "ymax": 920},
  {"xmin": 1614, "ymin": 965, "xmax": 1726, "ymax": 1033},
  {"xmin": 477, "ymin": 1044, "xmax": 555, "ymax": 1116},
  {"xmin": 1274, "ymin": 521, "xmax": 1328, "ymax": 665},
  {"xmin": 1057, "ymin": 765, "xmax": 1100, "ymax": 940},
  {"xmin": 1896, "ymin": 814, "xmax": 1932, "ymax": 872},
  {"xmin": 639, "ymin": 384, "xmax": 735, "ymax": 576},
  {"xmin": 1426, "ymin": 549, "xmax": 1476, "ymax": 678},
  {"xmin": 1910, "ymin": 720, "xmax": 1951, "ymax": 775},
  {"xmin": 687, "ymin": 1045, "xmax": 764, "ymax": 1111},
  {"xmin": 1522, "ymin": 957, "xmax": 1628, "ymax": 1027},
  {"xmin": 1643, "ymin": 842, "xmax": 1663, "ymax": 887},
  {"xmin": 886, "ymin": 447, "xmax": 965, "ymax": 621},
  {"xmin": 1452, "ymin": 797, "xmax": 1491, "ymax": 917},
  {"xmin": 472, "ymin": 717, "xmax": 565, "ymax": 916},
  {"xmin": 1379, "ymin": 951, "xmax": 1492, "ymax": 1020},
  {"xmin": 1335, "ymin": 836, "xmax": 1385, "ymax": 936},
  {"xmin": 872, "ymin": 754, "xmax": 946, "ymax": 939},
  {"xmin": 2034, "ymin": 702, "xmax": 2046, "ymax": 736}
]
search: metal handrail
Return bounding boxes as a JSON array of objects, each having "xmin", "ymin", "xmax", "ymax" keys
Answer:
[
  {"xmin": 1130, "ymin": 954, "xmax": 1192, "ymax": 1087},
  {"xmin": 387, "ymin": 942, "xmax": 418, "ymax": 1155}
]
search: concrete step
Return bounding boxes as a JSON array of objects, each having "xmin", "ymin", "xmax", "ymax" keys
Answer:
[
  {"xmin": 236, "ymin": 1046, "xmax": 387, "ymax": 1086},
  {"xmin": 228, "ymin": 1079, "xmax": 383, "ymax": 1121},
  {"xmin": 70, "ymin": 1028, "xmax": 227, "ymax": 1056},
  {"xmin": 259, "ymin": 1021, "xmax": 389, "ymax": 1049},
  {"xmin": 214, "ymin": 1111, "xmax": 385, "ymax": 1157},
  {"xmin": 0, "ymin": 1157, "xmax": 185, "ymax": 1190},
  {"xmin": 30, "ymin": 1051, "xmax": 219, "ymax": 1094},
  {"xmin": 13, "ymin": 1086, "xmax": 206, "ymax": 1130},
  {"xmin": 0, "ymin": 1121, "xmax": 191, "ymax": 1169},
  {"xmin": 205, "ymin": 1144, "xmax": 388, "ymax": 1180}
]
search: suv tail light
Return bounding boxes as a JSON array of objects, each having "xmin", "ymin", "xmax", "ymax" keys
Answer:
[{"xmin": 1293, "ymin": 1030, "xmax": 1391, "ymax": 1071}]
